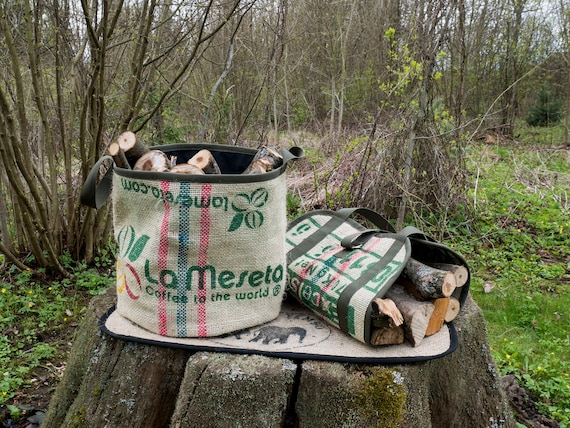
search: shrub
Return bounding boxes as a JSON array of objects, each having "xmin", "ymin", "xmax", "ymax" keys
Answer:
[{"xmin": 526, "ymin": 86, "xmax": 563, "ymax": 127}]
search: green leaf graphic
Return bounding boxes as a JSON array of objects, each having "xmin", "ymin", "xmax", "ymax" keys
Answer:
[
  {"xmin": 231, "ymin": 193, "xmax": 251, "ymax": 212},
  {"xmin": 250, "ymin": 188, "xmax": 268, "ymax": 208},
  {"xmin": 228, "ymin": 213, "xmax": 244, "ymax": 231},
  {"xmin": 245, "ymin": 211, "xmax": 264, "ymax": 229},
  {"xmin": 128, "ymin": 235, "xmax": 150, "ymax": 262},
  {"xmin": 117, "ymin": 225, "xmax": 135, "ymax": 258}
]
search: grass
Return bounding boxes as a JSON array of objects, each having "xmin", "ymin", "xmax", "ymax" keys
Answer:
[
  {"xmin": 443, "ymin": 124, "xmax": 570, "ymax": 425},
  {"xmin": 0, "ymin": 123, "xmax": 569, "ymax": 425},
  {"xmin": 0, "ymin": 253, "xmax": 115, "ymax": 422}
]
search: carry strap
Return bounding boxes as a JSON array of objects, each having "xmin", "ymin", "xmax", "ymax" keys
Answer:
[
  {"xmin": 287, "ymin": 208, "xmax": 395, "ymax": 263},
  {"xmin": 80, "ymin": 146, "xmax": 304, "ymax": 210},
  {"xmin": 399, "ymin": 225, "xmax": 436, "ymax": 242},
  {"xmin": 335, "ymin": 207, "xmax": 396, "ymax": 233},
  {"xmin": 80, "ymin": 155, "xmax": 114, "ymax": 209}
]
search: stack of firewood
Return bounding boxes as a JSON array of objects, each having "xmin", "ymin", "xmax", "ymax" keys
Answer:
[
  {"xmin": 370, "ymin": 259, "xmax": 468, "ymax": 347},
  {"xmin": 108, "ymin": 131, "xmax": 283, "ymax": 175}
]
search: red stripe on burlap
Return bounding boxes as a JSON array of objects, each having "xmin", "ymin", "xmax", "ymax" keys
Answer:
[
  {"xmin": 157, "ymin": 181, "xmax": 171, "ymax": 336},
  {"xmin": 197, "ymin": 184, "xmax": 212, "ymax": 337}
]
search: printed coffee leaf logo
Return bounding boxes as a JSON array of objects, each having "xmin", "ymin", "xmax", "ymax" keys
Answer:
[
  {"xmin": 128, "ymin": 235, "xmax": 149, "ymax": 262},
  {"xmin": 117, "ymin": 225, "xmax": 149, "ymax": 262},
  {"xmin": 229, "ymin": 188, "xmax": 268, "ymax": 231}
]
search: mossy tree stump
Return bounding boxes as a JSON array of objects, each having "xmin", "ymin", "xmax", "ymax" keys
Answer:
[{"xmin": 44, "ymin": 288, "xmax": 516, "ymax": 427}]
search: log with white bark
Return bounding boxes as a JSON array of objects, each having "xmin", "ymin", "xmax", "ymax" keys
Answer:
[
  {"xmin": 385, "ymin": 285, "xmax": 434, "ymax": 347},
  {"xmin": 429, "ymin": 263, "xmax": 469, "ymax": 287},
  {"xmin": 115, "ymin": 131, "xmax": 149, "ymax": 166},
  {"xmin": 402, "ymin": 258, "xmax": 457, "ymax": 299},
  {"xmin": 133, "ymin": 150, "xmax": 171, "ymax": 172}
]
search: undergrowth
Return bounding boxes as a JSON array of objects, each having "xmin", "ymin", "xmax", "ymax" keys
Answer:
[
  {"xmin": 0, "ymin": 252, "xmax": 114, "ymax": 419},
  {"xmin": 439, "ymin": 124, "xmax": 570, "ymax": 425},
  {"xmin": 300, "ymin": 123, "xmax": 570, "ymax": 424}
]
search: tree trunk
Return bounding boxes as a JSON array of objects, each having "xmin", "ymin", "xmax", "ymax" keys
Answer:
[{"xmin": 45, "ymin": 287, "xmax": 516, "ymax": 428}]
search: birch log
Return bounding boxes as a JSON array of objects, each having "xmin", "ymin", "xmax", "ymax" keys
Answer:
[
  {"xmin": 402, "ymin": 258, "xmax": 457, "ymax": 299},
  {"xmin": 430, "ymin": 263, "xmax": 469, "ymax": 287}
]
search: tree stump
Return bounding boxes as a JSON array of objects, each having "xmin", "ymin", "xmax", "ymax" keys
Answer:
[{"xmin": 44, "ymin": 287, "xmax": 516, "ymax": 428}]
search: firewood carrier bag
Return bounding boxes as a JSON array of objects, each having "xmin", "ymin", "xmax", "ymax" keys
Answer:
[
  {"xmin": 81, "ymin": 143, "xmax": 303, "ymax": 338},
  {"xmin": 285, "ymin": 208, "xmax": 470, "ymax": 346}
]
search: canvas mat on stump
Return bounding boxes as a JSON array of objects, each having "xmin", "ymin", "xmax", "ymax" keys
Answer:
[{"xmin": 99, "ymin": 298, "xmax": 457, "ymax": 364}]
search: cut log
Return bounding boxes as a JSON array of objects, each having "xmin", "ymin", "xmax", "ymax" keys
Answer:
[
  {"xmin": 107, "ymin": 142, "xmax": 131, "ymax": 170},
  {"xmin": 187, "ymin": 149, "xmax": 221, "ymax": 174},
  {"xmin": 371, "ymin": 298, "xmax": 403, "ymax": 327},
  {"xmin": 402, "ymin": 258, "xmax": 457, "ymax": 299},
  {"xmin": 243, "ymin": 145, "xmax": 283, "ymax": 174},
  {"xmin": 385, "ymin": 285, "xmax": 434, "ymax": 347},
  {"xmin": 430, "ymin": 263, "xmax": 469, "ymax": 287},
  {"xmin": 133, "ymin": 150, "xmax": 170, "ymax": 172},
  {"xmin": 116, "ymin": 131, "xmax": 149, "ymax": 166},
  {"xmin": 170, "ymin": 163, "xmax": 205, "ymax": 175},
  {"xmin": 444, "ymin": 297, "xmax": 461, "ymax": 322},
  {"xmin": 245, "ymin": 163, "xmax": 269, "ymax": 174},
  {"xmin": 396, "ymin": 276, "xmax": 424, "ymax": 300},
  {"xmin": 425, "ymin": 297, "xmax": 450, "ymax": 336},
  {"xmin": 369, "ymin": 298, "xmax": 405, "ymax": 346},
  {"xmin": 370, "ymin": 325, "xmax": 405, "ymax": 346}
]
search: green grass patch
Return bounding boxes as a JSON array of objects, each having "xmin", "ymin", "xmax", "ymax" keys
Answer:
[
  {"xmin": 0, "ymin": 255, "xmax": 114, "ymax": 407},
  {"xmin": 442, "ymin": 125, "xmax": 570, "ymax": 425}
]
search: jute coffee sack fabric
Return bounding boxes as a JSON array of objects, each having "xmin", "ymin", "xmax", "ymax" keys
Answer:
[
  {"xmin": 285, "ymin": 208, "xmax": 470, "ymax": 346},
  {"xmin": 82, "ymin": 143, "xmax": 303, "ymax": 338},
  {"xmin": 286, "ymin": 209, "xmax": 411, "ymax": 344}
]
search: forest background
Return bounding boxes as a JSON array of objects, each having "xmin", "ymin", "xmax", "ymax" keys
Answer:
[{"xmin": 0, "ymin": 0, "xmax": 569, "ymax": 425}]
